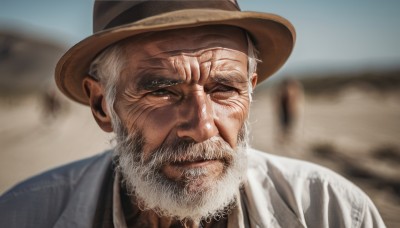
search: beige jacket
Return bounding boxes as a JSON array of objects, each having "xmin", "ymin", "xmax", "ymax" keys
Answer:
[{"xmin": 238, "ymin": 149, "xmax": 386, "ymax": 228}]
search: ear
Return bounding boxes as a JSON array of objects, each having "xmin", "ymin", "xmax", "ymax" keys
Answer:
[
  {"xmin": 82, "ymin": 77, "xmax": 113, "ymax": 132},
  {"xmin": 251, "ymin": 73, "xmax": 258, "ymax": 89}
]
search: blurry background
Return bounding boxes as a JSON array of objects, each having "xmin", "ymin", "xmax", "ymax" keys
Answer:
[{"xmin": 1, "ymin": 0, "xmax": 399, "ymax": 226}]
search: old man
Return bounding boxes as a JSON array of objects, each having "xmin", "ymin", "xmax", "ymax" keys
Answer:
[{"xmin": 0, "ymin": 0, "xmax": 385, "ymax": 227}]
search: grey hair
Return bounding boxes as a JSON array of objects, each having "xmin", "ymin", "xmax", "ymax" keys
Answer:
[
  {"xmin": 88, "ymin": 44, "xmax": 125, "ymax": 133},
  {"xmin": 246, "ymin": 33, "xmax": 260, "ymax": 101},
  {"xmin": 88, "ymin": 33, "xmax": 259, "ymax": 130}
]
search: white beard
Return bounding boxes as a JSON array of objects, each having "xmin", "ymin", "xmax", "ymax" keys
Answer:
[{"xmin": 113, "ymin": 125, "xmax": 249, "ymax": 223}]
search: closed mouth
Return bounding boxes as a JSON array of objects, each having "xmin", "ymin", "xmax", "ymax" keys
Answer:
[{"xmin": 170, "ymin": 158, "xmax": 220, "ymax": 168}]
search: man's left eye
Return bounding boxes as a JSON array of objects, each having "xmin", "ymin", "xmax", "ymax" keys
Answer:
[{"xmin": 210, "ymin": 86, "xmax": 239, "ymax": 99}]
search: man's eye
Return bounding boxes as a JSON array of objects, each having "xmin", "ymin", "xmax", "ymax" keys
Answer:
[
  {"xmin": 215, "ymin": 86, "xmax": 235, "ymax": 92},
  {"xmin": 150, "ymin": 89, "xmax": 171, "ymax": 96},
  {"xmin": 148, "ymin": 89, "xmax": 181, "ymax": 101},
  {"xmin": 210, "ymin": 86, "xmax": 239, "ymax": 99}
]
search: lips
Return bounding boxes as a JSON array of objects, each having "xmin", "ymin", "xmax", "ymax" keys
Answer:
[
  {"xmin": 161, "ymin": 158, "xmax": 225, "ymax": 181},
  {"xmin": 170, "ymin": 158, "xmax": 219, "ymax": 168}
]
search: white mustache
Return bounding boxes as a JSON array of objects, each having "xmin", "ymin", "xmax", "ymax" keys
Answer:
[{"xmin": 143, "ymin": 136, "xmax": 235, "ymax": 169}]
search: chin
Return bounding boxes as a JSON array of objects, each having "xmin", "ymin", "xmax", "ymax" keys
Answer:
[
  {"xmin": 114, "ymin": 126, "xmax": 250, "ymax": 221},
  {"xmin": 161, "ymin": 159, "xmax": 226, "ymax": 192},
  {"xmin": 122, "ymin": 148, "xmax": 247, "ymax": 222}
]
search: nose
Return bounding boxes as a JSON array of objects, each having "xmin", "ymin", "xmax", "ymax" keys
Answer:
[{"xmin": 176, "ymin": 92, "xmax": 218, "ymax": 143}]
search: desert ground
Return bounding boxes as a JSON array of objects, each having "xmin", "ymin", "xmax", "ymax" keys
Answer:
[{"xmin": 1, "ymin": 80, "xmax": 399, "ymax": 227}]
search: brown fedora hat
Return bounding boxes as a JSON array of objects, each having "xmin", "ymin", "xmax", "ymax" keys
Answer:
[{"xmin": 55, "ymin": 0, "xmax": 296, "ymax": 105}]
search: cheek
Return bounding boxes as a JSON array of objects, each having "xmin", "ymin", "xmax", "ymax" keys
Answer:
[
  {"xmin": 143, "ymin": 107, "xmax": 178, "ymax": 146},
  {"xmin": 119, "ymin": 102, "xmax": 178, "ymax": 152},
  {"xmin": 213, "ymin": 98, "xmax": 250, "ymax": 148}
]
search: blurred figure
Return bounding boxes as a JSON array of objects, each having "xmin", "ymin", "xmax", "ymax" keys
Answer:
[
  {"xmin": 41, "ymin": 88, "xmax": 62, "ymax": 119},
  {"xmin": 275, "ymin": 78, "xmax": 303, "ymax": 144},
  {"xmin": 40, "ymin": 86, "xmax": 68, "ymax": 122}
]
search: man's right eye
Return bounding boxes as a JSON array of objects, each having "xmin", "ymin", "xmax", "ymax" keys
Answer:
[
  {"xmin": 147, "ymin": 89, "xmax": 181, "ymax": 102},
  {"xmin": 150, "ymin": 89, "xmax": 171, "ymax": 96}
]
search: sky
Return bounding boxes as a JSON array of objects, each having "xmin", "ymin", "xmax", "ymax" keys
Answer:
[{"xmin": 1, "ymin": 0, "xmax": 400, "ymax": 76}]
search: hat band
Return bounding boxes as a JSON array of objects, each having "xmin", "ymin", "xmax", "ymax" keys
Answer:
[{"xmin": 103, "ymin": 0, "xmax": 240, "ymax": 31}]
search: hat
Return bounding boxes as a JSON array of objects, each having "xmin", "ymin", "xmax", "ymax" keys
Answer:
[{"xmin": 55, "ymin": 0, "xmax": 296, "ymax": 105}]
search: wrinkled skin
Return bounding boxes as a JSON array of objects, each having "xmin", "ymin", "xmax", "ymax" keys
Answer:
[
  {"xmin": 83, "ymin": 25, "xmax": 257, "ymax": 226},
  {"xmin": 116, "ymin": 26, "xmax": 256, "ymax": 181}
]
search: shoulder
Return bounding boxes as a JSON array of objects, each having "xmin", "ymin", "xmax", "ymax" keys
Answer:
[
  {"xmin": 1, "ymin": 151, "xmax": 113, "ymax": 200},
  {"xmin": 0, "ymin": 151, "xmax": 113, "ymax": 228},
  {"xmin": 247, "ymin": 148, "xmax": 351, "ymax": 187},
  {"xmin": 245, "ymin": 148, "xmax": 386, "ymax": 227},
  {"xmin": 247, "ymin": 148, "xmax": 363, "ymax": 192}
]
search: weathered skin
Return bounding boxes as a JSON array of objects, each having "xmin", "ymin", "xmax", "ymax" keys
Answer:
[{"xmin": 83, "ymin": 25, "xmax": 257, "ymax": 227}]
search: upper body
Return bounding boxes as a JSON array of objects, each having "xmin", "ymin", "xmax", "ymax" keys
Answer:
[
  {"xmin": 1, "ymin": 0, "xmax": 386, "ymax": 227},
  {"xmin": 0, "ymin": 148, "xmax": 385, "ymax": 228}
]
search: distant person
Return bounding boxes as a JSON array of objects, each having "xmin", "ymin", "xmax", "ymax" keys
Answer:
[
  {"xmin": 0, "ymin": 0, "xmax": 385, "ymax": 227},
  {"xmin": 41, "ymin": 88, "xmax": 63, "ymax": 120},
  {"xmin": 276, "ymin": 78, "xmax": 303, "ymax": 142}
]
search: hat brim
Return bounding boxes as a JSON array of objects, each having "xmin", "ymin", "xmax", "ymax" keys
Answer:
[{"xmin": 55, "ymin": 9, "xmax": 295, "ymax": 105}]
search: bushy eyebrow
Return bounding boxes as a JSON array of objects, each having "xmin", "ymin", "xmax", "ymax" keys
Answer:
[
  {"xmin": 134, "ymin": 72, "xmax": 248, "ymax": 92},
  {"xmin": 136, "ymin": 75, "xmax": 183, "ymax": 91},
  {"xmin": 211, "ymin": 72, "xmax": 248, "ymax": 85}
]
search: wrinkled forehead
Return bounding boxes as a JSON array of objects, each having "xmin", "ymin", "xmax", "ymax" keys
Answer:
[{"xmin": 117, "ymin": 25, "xmax": 249, "ymax": 58}]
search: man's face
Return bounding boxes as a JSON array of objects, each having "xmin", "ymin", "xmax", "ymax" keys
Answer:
[
  {"xmin": 116, "ymin": 26, "xmax": 251, "ymax": 176},
  {"xmin": 111, "ymin": 25, "xmax": 255, "ymax": 220}
]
